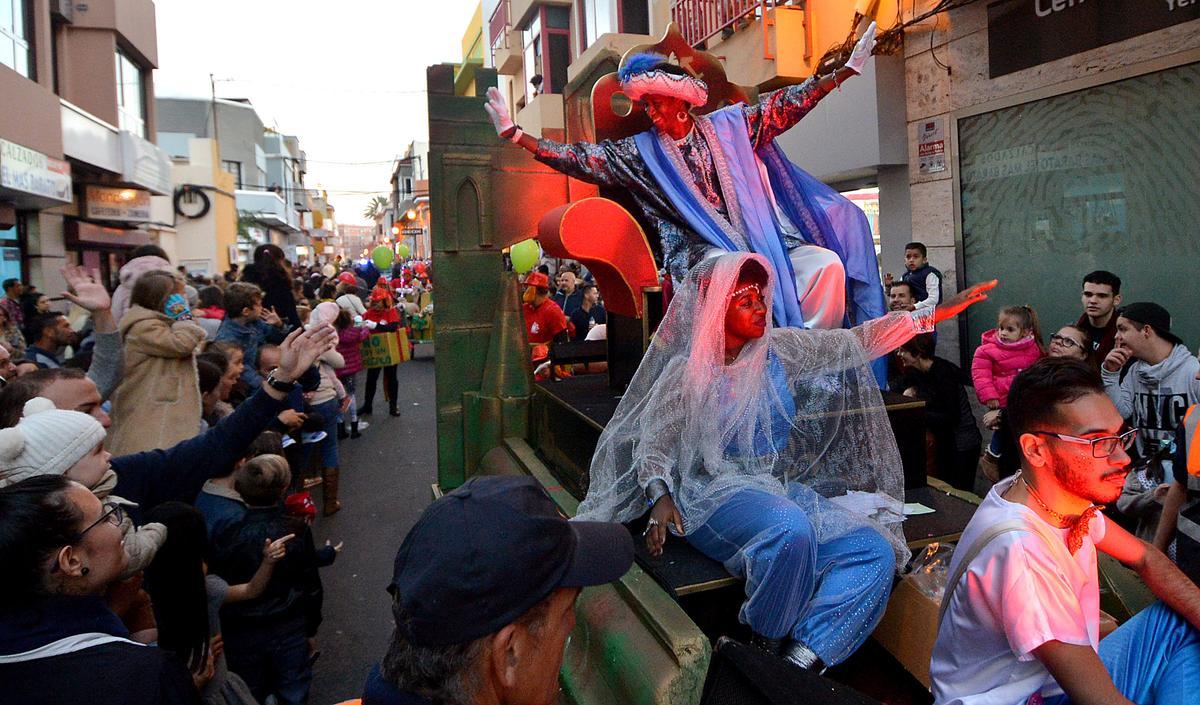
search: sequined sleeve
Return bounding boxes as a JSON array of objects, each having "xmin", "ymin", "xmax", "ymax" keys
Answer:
[
  {"xmin": 744, "ymin": 77, "xmax": 826, "ymax": 148},
  {"xmin": 534, "ymin": 138, "xmax": 626, "ymax": 188}
]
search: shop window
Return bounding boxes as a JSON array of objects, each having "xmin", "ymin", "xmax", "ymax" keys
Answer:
[
  {"xmin": 959, "ymin": 63, "xmax": 1200, "ymax": 356},
  {"xmin": 115, "ymin": 48, "xmax": 147, "ymax": 138},
  {"xmin": 222, "ymin": 160, "xmax": 243, "ymax": 189},
  {"xmin": 523, "ymin": 6, "xmax": 571, "ymax": 103},
  {"xmin": 0, "ymin": 0, "xmax": 32, "ymax": 78},
  {"xmin": 0, "ymin": 224, "xmax": 21, "ymax": 284}
]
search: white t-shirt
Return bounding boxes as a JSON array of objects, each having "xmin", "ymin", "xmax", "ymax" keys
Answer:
[{"xmin": 931, "ymin": 475, "xmax": 1106, "ymax": 705}]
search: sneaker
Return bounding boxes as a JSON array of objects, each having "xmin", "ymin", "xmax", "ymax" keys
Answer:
[
  {"xmin": 281, "ymin": 435, "xmax": 297, "ymax": 449},
  {"xmin": 301, "ymin": 431, "xmax": 328, "ymax": 444}
]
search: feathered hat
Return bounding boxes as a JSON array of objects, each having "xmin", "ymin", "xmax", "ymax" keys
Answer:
[{"xmin": 618, "ymin": 53, "xmax": 708, "ymax": 107}]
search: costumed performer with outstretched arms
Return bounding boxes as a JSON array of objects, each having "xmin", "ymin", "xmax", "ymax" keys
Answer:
[
  {"xmin": 575, "ymin": 250, "xmax": 996, "ymax": 671},
  {"xmin": 485, "ymin": 24, "xmax": 883, "ymax": 332}
]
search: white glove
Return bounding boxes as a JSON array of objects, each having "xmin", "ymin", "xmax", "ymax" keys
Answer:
[
  {"xmin": 483, "ymin": 87, "xmax": 518, "ymax": 141},
  {"xmin": 844, "ymin": 21, "xmax": 877, "ymax": 75},
  {"xmin": 364, "ymin": 319, "xmax": 378, "ymax": 330}
]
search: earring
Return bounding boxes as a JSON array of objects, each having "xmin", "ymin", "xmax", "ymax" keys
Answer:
[
  {"xmin": 676, "ymin": 110, "xmax": 689, "ymax": 122},
  {"xmin": 81, "ymin": 567, "xmax": 90, "ymax": 576}
]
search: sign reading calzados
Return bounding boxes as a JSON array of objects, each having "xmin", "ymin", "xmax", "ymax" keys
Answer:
[
  {"xmin": 0, "ymin": 139, "xmax": 72, "ymax": 203},
  {"xmin": 988, "ymin": 0, "xmax": 1200, "ymax": 78},
  {"xmin": 85, "ymin": 186, "xmax": 152, "ymax": 222}
]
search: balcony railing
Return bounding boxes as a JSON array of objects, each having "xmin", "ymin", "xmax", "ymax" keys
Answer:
[{"xmin": 671, "ymin": 0, "xmax": 779, "ymax": 49}]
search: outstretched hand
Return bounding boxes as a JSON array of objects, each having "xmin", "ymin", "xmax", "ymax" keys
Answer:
[
  {"xmin": 483, "ymin": 87, "xmax": 515, "ymax": 139},
  {"xmin": 844, "ymin": 21, "xmax": 877, "ymax": 75},
  {"xmin": 275, "ymin": 324, "xmax": 337, "ymax": 383},
  {"xmin": 934, "ymin": 279, "xmax": 998, "ymax": 324}
]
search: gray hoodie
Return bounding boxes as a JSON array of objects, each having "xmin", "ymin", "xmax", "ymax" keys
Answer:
[{"xmin": 1105, "ymin": 344, "xmax": 1200, "ymax": 540}]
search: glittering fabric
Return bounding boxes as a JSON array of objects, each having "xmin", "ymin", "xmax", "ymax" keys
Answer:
[{"xmin": 534, "ymin": 78, "xmax": 824, "ymax": 279}]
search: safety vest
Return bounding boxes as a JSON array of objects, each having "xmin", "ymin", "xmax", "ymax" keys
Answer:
[{"xmin": 1184, "ymin": 405, "xmax": 1200, "ymax": 477}]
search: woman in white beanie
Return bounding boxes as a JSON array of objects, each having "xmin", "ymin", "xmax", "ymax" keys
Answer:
[{"xmin": 0, "ymin": 397, "xmax": 166, "ymax": 578}]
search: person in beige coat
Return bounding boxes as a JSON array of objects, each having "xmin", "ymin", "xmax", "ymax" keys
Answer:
[{"xmin": 108, "ymin": 271, "xmax": 207, "ymax": 455}]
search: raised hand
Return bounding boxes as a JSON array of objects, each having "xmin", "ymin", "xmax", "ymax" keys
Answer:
[
  {"xmin": 275, "ymin": 324, "xmax": 337, "ymax": 383},
  {"xmin": 262, "ymin": 306, "xmax": 283, "ymax": 328},
  {"xmin": 483, "ymin": 87, "xmax": 516, "ymax": 139},
  {"xmin": 60, "ymin": 266, "xmax": 112, "ymax": 313},
  {"xmin": 845, "ymin": 21, "xmax": 877, "ymax": 75},
  {"xmin": 934, "ymin": 279, "xmax": 998, "ymax": 324}
]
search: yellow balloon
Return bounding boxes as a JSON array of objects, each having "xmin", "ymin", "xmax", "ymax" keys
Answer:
[{"xmin": 510, "ymin": 239, "xmax": 540, "ymax": 274}]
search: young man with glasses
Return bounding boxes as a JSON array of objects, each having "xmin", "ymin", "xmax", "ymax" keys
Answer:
[{"xmin": 931, "ymin": 358, "xmax": 1200, "ymax": 705}]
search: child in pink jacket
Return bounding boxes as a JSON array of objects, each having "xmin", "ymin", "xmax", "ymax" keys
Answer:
[
  {"xmin": 973, "ymin": 304, "xmax": 1045, "ymax": 467},
  {"xmin": 334, "ymin": 307, "xmax": 372, "ymax": 439}
]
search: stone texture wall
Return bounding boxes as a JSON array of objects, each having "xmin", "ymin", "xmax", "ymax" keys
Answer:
[{"xmin": 901, "ymin": 1, "xmax": 1200, "ymax": 360}]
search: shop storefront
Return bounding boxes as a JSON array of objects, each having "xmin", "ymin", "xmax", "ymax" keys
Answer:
[
  {"xmin": 958, "ymin": 62, "xmax": 1200, "ymax": 350},
  {"xmin": 903, "ymin": 1, "xmax": 1200, "ymax": 362}
]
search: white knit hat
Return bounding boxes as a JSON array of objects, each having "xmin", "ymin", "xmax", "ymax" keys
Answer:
[{"xmin": 0, "ymin": 397, "xmax": 107, "ymax": 487}]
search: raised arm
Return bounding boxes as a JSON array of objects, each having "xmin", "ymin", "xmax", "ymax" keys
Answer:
[
  {"xmin": 484, "ymin": 87, "xmax": 624, "ymax": 187},
  {"xmin": 225, "ymin": 534, "xmax": 294, "ymax": 603},
  {"xmin": 61, "ymin": 266, "xmax": 123, "ymax": 399},
  {"xmin": 745, "ymin": 22, "xmax": 876, "ymax": 147}
]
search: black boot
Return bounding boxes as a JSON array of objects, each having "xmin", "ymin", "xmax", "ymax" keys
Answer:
[
  {"xmin": 350, "ymin": 420, "xmax": 362, "ymax": 438},
  {"xmin": 337, "ymin": 423, "xmax": 349, "ymax": 441},
  {"xmin": 389, "ymin": 405, "xmax": 401, "ymax": 417},
  {"xmin": 357, "ymin": 404, "xmax": 373, "ymax": 416}
]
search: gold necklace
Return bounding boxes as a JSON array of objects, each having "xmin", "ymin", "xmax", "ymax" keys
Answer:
[{"xmin": 1020, "ymin": 475, "xmax": 1098, "ymax": 525}]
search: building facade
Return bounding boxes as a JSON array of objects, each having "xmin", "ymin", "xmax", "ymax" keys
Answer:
[
  {"xmin": 904, "ymin": 1, "xmax": 1200, "ymax": 358},
  {"xmin": 157, "ymin": 96, "xmax": 314, "ymax": 268},
  {"xmin": 0, "ymin": 0, "xmax": 173, "ymax": 293}
]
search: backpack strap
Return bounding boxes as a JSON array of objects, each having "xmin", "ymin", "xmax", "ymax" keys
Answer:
[{"xmin": 937, "ymin": 520, "xmax": 1028, "ymax": 626}]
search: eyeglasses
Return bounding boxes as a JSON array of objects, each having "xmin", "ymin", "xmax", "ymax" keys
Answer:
[
  {"xmin": 1030, "ymin": 428, "xmax": 1137, "ymax": 458},
  {"xmin": 1049, "ymin": 334, "xmax": 1082, "ymax": 349},
  {"xmin": 75, "ymin": 502, "xmax": 125, "ymax": 542}
]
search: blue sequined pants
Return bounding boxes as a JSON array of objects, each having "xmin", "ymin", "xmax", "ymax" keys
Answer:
[{"xmin": 686, "ymin": 488, "xmax": 895, "ymax": 666}]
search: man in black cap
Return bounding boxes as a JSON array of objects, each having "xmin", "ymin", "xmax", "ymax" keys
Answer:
[
  {"xmin": 362, "ymin": 475, "xmax": 634, "ymax": 705},
  {"xmin": 1103, "ymin": 302, "xmax": 1200, "ymax": 540}
]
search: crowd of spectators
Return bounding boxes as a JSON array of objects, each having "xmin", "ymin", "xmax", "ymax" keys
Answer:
[
  {"xmin": 886, "ymin": 243, "xmax": 1200, "ymax": 584},
  {"xmin": 0, "ymin": 243, "xmax": 432, "ymax": 705}
]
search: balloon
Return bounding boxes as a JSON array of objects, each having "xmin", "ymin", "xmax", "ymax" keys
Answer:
[
  {"xmin": 397, "ymin": 243, "xmax": 411, "ymax": 259},
  {"xmin": 371, "ymin": 245, "xmax": 394, "ymax": 271},
  {"xmin": 321, "ymin": 264, "xmax": 335, "ymax": 278},
  {"xmin": 510, "ymin": 239, "xmax": 540, "ymax": 274}
]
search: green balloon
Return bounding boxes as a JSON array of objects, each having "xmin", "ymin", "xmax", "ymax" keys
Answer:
[
  {"xmin": 397, "ymin": 243, "xmax": 411, "ymax": 259},
  {"xmin": 510, "ymin": 239, "xmax": 540, "ymax": 274},
  {"xmin": 372, "ymin": 245, "xmax": 395, "ymax": 270}
]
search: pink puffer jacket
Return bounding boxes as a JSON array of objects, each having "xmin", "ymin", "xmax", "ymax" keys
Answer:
[
  {"xmin": 336, "ymin": 325, "xmax": 370, "ymax": 377},
  {"xmin": 970, "ymin": 329, "xmax": 1044, "ymax": 407}
]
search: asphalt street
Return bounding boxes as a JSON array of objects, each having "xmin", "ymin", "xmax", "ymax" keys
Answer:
[{"xmin": 309, "ymin": 353, "xmax": 438, "ymax": 704}]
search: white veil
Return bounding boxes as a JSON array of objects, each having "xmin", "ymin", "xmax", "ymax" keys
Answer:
[{"xmin": 576, "ymin": 252, "xmax": 910, "ymax": 562}]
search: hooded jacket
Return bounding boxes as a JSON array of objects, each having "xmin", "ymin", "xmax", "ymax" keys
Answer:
[
  {"xmin": 107, "ymin": 305, "xmax": 206, "ymax": 455},
  {"xmin": 1104, "ymin": 343, "xmax": 1200, "ymax": 461},
  {"xmin": 111, "ymin": 255, "xmax": 173, "ymax": 324},
  {"xmin": 1105, "ymin": 344, "xmax": 1200, "ymax": 541},
  {"xmin": 970, "ymin": 329, "xmax": 1044, "ymax": 407}
]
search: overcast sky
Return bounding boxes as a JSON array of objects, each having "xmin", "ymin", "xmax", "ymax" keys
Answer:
[{"xmin": 154, "ymin": 0, "xmax": 481, "ymax": 224}]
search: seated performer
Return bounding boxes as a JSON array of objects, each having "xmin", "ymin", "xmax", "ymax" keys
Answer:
[
  {"xmin": 576, "ymin": 252, "xmax": 993, "ymax": 670},
  {"xmin": 484, "ymin": 25, "xmax": 882, "ymax": 331},
  {"xmin": 932, "ymin": 358, "xmax": 1200, "ymax": 705}
]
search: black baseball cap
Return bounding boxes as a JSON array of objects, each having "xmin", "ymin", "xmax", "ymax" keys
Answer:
[
  {"xmin": 389, "ymin": 475, "xmax": 634, "ymax": 646},
  {"xmin": 1119, "ymin": 302, "xmax": 1183, "ymax": 346}
]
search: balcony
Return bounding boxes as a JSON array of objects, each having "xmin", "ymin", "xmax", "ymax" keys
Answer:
[
  {"xmin": 671, "ymin": 0, "xmax": 773, "ymax": 49},
  {"xmin": 60, "ymin": 100, "xmax": 172, "ymax": 195},
  {"xmin": 489, "ymin": 0, "xmax": 522, "ymax": 75},
  {"xmin": 235, "ymin": 189, "xmax": 301, "ymax": 233},
  {"xmin": 510, "ymin": 0, "xmax": 571, "ymax": 31}
]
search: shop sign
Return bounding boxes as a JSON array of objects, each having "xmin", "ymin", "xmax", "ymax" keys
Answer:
[
  {"xmin": 85, "ymin": 186, "xmax": 152, "ymax": 222},
  {"xmin": 917, "ymin": 118, "xmax": 946, "ymax": 175},
  {"xmin": 0, "ymin": 139, "xmax": 72, "ymax": 203},
  {"xmin": 988, "ymin": 0, "xmax": 1200, "ymax": 78}
]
